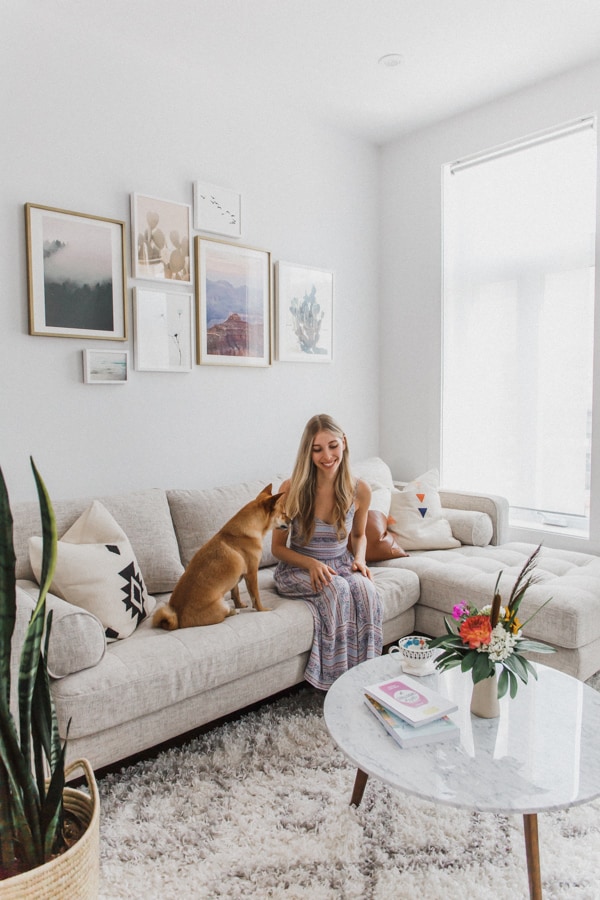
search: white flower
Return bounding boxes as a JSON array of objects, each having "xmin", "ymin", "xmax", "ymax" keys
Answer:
[{"xmin": 479, "ymin": 622, "xmax": 519, "ymax": 662}]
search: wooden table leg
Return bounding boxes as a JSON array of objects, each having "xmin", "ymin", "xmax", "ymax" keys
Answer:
[
  {"xmin": 350, "ymin": 768, "xmax": 369, "ymax": 807},
  {"xmin": 523, "ymin": 813, "xmax": 543, "ymax": 899}
]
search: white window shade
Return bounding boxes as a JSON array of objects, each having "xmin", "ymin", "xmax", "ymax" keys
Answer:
[{"xmin": 442, "ymin": 119, "xmax": 597, "ymax": 524}]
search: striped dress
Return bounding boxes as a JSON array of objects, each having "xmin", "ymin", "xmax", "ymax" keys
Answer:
[{"xmin": 273, "ymin": 503, "xmax": 383, "ymax": 690}]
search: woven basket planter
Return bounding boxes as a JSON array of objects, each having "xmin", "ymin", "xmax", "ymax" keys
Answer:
[{"xmin": 0, "ymin": 759, "xmax": 100, "ymax": 900}]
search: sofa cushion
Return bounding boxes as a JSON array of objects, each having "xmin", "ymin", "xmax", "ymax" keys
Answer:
[
  {"xmin": 17, "ymin": 581, "xmax": 106, "ymax": 678},
  {"xmin": 29, "ymin": 501, "xmax": 156, "ymax": 641},
  {"xmin": 443, "ymin": 508, "xmax": 493, "ymax": 547},
  {"xmin": 388, "ymin": 470, "xmax": 460, "ymax": 551},
  {"xmin": 14, "ymin": 488, "xmax": 184, "ymax": 594},
  {"xmin": 384, "ymin": 543, "xmax": 600, "ymax": 650},
  {"xmin": 51, "ymin": 566, "xmax": 420, "ymax": 740},
  {"xmin": 167, "ymin": 477, "xmax": 285, "ymax": 569}
]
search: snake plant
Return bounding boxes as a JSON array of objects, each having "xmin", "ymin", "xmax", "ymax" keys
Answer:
[{"xmin": 0, "ymin": 459, "xmax": 68, "ymax": 878}]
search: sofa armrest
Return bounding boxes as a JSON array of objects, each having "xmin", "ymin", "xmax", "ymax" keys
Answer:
[
  {"xmin": 439, "ymin": 490, "xmax": 508, "ymax": 546},
  {"xmin": 393, "ymin": 482, "xmax": 509, "ymax": 546}
]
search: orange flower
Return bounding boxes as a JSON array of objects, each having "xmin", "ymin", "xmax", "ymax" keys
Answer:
[{"xmin": 459, "ymin": 615, "xmax": 492, "ymax": 649}]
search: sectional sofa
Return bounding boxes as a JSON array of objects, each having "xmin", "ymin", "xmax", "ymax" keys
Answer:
[{"xmin": 10, "ymin": 457, "xmax": 600, "ymax": 774}]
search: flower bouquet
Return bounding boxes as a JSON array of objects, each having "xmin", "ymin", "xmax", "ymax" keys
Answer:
[{"xmin": 427, "ymin": 546, "xmax": 555, "ymax": 699}]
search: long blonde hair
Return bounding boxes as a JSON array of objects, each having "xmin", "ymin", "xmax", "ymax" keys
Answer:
[{"xmin": 286, "ymin": 414, "xmax": 355, "ymax": 544}]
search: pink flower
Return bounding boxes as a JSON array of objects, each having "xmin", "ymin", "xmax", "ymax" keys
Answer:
[
  {"xmin": 459, "ymin": 615, "xmax": 492, "ymax": 649},
  {"xmin": 452, "ymin": 602, "xmax": 469, "ymax": 620}
]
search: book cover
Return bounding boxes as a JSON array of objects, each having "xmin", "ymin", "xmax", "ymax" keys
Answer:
[
  {"xmin": 364, "ymin": 673, "xmax": 458, "ymax": 727},
  {"xmin": 364, "ymin": 695, "xmax": 459, "ymax": 748}
]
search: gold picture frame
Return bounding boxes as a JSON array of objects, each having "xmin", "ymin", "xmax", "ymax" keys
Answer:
[{"xmin": 25, "ymin": 203, "xmax": 127, "ymax": 340}]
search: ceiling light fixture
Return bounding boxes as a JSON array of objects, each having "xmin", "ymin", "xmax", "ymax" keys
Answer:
[{"xmin": 378, "ymin": 53, "xmax": 404, "ymax": 68}]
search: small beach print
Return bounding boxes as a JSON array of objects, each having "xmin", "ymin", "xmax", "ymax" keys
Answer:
[{"xmin": 83, "ymin": 349, "xmax": 128, "ymax": 384}]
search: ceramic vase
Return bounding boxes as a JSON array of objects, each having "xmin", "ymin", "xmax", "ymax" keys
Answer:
[{"xmin": 470, "ymin": 672, "xmax": 500, "ymax": 718}]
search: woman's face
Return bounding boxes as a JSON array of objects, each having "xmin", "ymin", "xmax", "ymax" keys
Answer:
[{"xmin": 311, "ymin": 429, "xmax": 345, "ymax": 477}]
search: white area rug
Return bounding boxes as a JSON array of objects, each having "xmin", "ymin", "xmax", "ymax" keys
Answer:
[{"xmin": 98, "ymin": 680, "xmax": 600, "ymax": 900}]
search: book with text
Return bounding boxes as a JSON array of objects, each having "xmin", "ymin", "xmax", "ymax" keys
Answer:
[
  {"xmin": 364, "ymin": 673, "xmax": 458, "ymax": 727},
  {"xmin": 364, "ymin": 695, "xmax": 460, "ymax": 748}
]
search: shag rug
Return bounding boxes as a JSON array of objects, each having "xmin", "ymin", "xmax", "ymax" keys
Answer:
[{"xmin": 98, "ymin": 674, "xmax": 600, "ymax": 900}]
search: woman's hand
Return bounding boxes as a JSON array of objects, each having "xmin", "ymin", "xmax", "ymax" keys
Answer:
[
  {"xmin": 306, "ymin": 558, "xmax": 337, "ymax": 592},
  {"xmin": 352, "ymin": 559, "xmax": 373, "ymax": 581}
]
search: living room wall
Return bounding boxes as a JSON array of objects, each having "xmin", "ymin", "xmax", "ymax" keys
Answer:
[
  {"xmin": 379, "ymin": 58, "xmax": 600, "ymax": 554},
  {"xmin": 1, "ymin": 4, "xmax": 380, "ymax": 503}
]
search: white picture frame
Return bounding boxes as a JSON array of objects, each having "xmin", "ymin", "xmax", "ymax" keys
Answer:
[
  {"xmin": 131, "ymin": 193, "xmax": 192, "ymax": 284},
  {"xmin": 193, "ymin": 181, "xmax": 242, "ymax": 238},
  {"xmin": 275, "ymin": 261, "xmax": 333, "ymax": 362},
  {"xmin": 83, "ymin": 349, "xmax": 128, "ymax": 384},
  {"xmin": 134, "ymin": 288, "xmax": 194, "ymax": 372}
]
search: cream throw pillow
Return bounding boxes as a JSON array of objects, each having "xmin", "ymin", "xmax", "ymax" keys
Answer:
[
  {"xmin": 29, "ymin": 500, "xmax": 155, "ymax": 641},
  {"xmin": 388, "ymin": 469, "xmax": 460, "ymax": 551}
]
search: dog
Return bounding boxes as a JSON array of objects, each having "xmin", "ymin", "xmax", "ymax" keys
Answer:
[{"xmin": 153, "ymin": 484, "xmax": 289, "ymax": 630}]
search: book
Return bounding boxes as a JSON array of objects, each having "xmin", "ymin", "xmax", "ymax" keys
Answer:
[
  {"xmin": 364, "ymin": 673, "xmax": 458, "ymax": 727},
  {"xmin": 364, "ymin": 695, "xmax": 460, "ymax": 748}
]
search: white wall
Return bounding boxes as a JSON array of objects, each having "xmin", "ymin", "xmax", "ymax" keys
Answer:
[{"xmin": 0, "ymin": 4, "xmax": 380, "ymax": 503}]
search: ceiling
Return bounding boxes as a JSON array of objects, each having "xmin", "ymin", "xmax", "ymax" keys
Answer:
[{"xmin": 32, "ymin": 0, "xmax": 600, "ymax": 144}]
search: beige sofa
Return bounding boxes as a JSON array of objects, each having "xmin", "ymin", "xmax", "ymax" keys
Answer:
[{"xmin": 10, "ymin": 458, "xmax": 600, "ymax": 774}]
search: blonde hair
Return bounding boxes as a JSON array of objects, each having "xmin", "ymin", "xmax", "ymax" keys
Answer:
[{"xmin": 286, "ymin": 414, "xmax": 354, "ymax": 544}]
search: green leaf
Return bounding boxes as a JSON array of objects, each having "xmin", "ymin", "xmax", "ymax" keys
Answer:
[
  {"xmin": 472, "ymin": 652, "xmax": 494, "ymax": 683},
  {"xmin": 508, "ymin": 669, "xmax": 519, "ymax": 699},
  {"xmin": 497, "ymin": 667, "xmax": 509, "ymax": 699},
  {"xmin": 0, "ymin": 468, "xmax": 16, "ymax": 714},
  {"xmin": 460, "ymin": 652, "xmax": 477, "ymax": 673},
  {"xmin": 516, "ymin": 638, "xmax": 555, "ymax": 654}
]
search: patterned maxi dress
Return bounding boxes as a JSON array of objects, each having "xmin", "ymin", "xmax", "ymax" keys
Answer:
[{"xmin": 273, "ymin": 504, "xmax": 383, "ymax": 690}]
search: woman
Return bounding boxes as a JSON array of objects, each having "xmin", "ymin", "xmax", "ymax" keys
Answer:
[{"xmin": 272, "ymin": 414, "xmax": 383, "ymax": 690}]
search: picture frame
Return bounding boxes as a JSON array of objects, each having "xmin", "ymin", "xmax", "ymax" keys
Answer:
[
  {"xmin": 25, "ymin": 203, "xmax": 127, "ymax": 340},
  {"xmin": 195, "ymin": 237, "xmax": 271, "ymax": 366},
  {"xmin": 83, "ymin": 349, "xmax": 129, "ymax": 384},
  {"xmin": 275, "ymin": 261, "xmax": 333, "ymax": 362},
  {"xmin": 193, "ymin": 181, "xmax": 242, "ymax": 238},
  {"xmin": 133, "ymin": 287, "xmax": 194, "ymax": 372},
  {"xmin": 131, "ymin": 193, "xmax": 192, "ymax": 284}
]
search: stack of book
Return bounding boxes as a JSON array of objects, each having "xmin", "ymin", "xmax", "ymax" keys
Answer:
[{"xmin": 364, "ymin": 674, "xmax": 459, "ymax": 748}]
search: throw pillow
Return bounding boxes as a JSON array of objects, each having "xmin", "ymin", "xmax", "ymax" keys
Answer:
[
  {"xmin": 347, "ymin": 487, "xmax": 408, "ymax": 562},
  {"xmin": 348, "ymin": 509, "xmax": 409, "ymax": 563},
  {"xmin": 17, "ymin": 581, "xmax": 106, "ymax": 678},
  {"xmin": 29, "ymin": 500, "xmax": 155, "ymax": 641},
  {"xmin": 388, "ymin": 469, "xmax": 461, "ymax": 551}
]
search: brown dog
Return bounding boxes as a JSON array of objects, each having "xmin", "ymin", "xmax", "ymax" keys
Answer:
[{"xmin": 153, "ymin": 485, "xmax": 289, "ymax": 629}]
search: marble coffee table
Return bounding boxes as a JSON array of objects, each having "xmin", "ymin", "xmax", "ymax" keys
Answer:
[{"xmin": 323, "ymin": 654, "xmax": 600, "ymax": 900}]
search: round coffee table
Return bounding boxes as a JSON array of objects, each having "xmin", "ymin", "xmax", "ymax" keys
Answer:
[{"xmin": 323, "ymin": 654, "xmax": 600, "ymax": 900}]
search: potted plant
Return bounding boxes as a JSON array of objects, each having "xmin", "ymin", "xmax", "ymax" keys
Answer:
[{"xmin": 0, "ymin": 460, "xmax": 99, "ymax": 898}]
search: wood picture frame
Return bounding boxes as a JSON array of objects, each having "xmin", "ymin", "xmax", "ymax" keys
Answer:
[
  {"xmin": 195, "ymin": 237, "xmax": 271, "ymax": 366},
  {"xmin": 25, "ymin": 203, "xmax": 127, "ymax": 340}
]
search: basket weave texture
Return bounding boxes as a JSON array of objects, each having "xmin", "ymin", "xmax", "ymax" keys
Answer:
[{"xmin": 0, "ymin": 759, "xmax": 100, "ymax": 900}]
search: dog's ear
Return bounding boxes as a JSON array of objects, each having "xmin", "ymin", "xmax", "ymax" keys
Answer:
[
  {"xmin": 257, "ymin": 483, "xmax": 273, "ymax": 497},
  {"xmin": 265, "ymin": 491, "xmax": 284, "ymax": 510}
]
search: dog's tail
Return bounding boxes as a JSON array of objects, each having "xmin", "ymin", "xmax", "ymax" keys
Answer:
[{"xmin": 152, "ymin": 604, "xmax": 179, "ymax": 630}]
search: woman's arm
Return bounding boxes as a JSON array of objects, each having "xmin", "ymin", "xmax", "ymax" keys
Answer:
[
  {"xmin": 350, "ymin": 479, "xmax": 372, "ymax": 580},
  {"xmin": 271, "ymin": 479, "xmax": 336, "ymax": 591}
]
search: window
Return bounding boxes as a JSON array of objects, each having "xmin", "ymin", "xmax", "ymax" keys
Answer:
[{"xmin": 442, "ymin": 118, "xmax": 597, "ymax": 535}]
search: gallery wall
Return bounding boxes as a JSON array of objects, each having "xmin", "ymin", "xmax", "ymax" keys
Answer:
[
  {"xmin": 0, "ymin": 4, "xmax": 380, "ymax": 502},
  {"xmin": 379, "ymin": 59, "xmax": 600, "ymax": 553}
]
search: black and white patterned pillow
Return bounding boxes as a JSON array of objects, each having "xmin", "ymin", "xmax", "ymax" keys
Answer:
[{"xmin": 29, "ymin": 500, "xmax": 155, "ymax": 641}]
